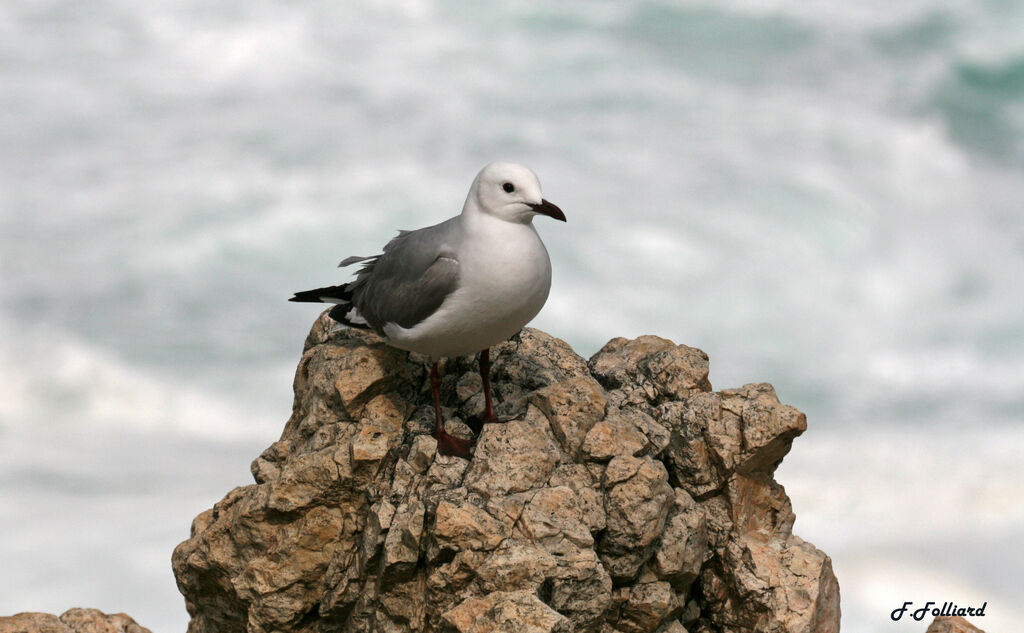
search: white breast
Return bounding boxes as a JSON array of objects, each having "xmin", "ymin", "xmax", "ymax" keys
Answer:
[{"xmin": 383, "ymin": 216, "xmax": 552, "ymax": 358}]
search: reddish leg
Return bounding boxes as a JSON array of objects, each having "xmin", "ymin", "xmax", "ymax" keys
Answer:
[
  {"xmin": 431, "ymin": 362, "xmax": 473, "ymax": 458},
  {"xmin": 480, "ymin": 348, "xmax": 499, "ymax": 424}
]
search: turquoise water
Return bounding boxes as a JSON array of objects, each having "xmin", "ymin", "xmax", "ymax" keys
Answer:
[{"xmin": 1, "ymin": 2, "xmax": 1022, "ymax": 631}]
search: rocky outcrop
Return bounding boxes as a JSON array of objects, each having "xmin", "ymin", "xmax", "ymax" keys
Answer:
[
  {"xmin": 172, "ymin": 314, "xmax": 840, "ymax": 633},
  {"xmin": 926, "ymin": 617, "xmax": 986, "ymax": 633},
  {"xmin": 0, "ymin": 609, "xmax": 152, "ymax": 633}
]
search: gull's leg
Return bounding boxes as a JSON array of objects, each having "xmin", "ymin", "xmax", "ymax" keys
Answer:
[
  {"xmin": 431, "ymin": 362, "xmax": 473, "ymax": 458},
  {"xmin": 480, "ymin": 348, "xmax": 499, "ymax": 424}
]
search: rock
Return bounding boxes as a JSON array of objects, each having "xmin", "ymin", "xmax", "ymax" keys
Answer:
[
  {"xmin": 464, "ymin": 408, "xmax": 563, "ymax": 497},
  {"xmin": 172, "ymin": 314, "xmax": 839, "ymax": 633},
  {"xmin": 543, "ymin": 540, "xmax": 613, "ymax": 631},
  {"xmin": 722, "ymin": 384, "xmax": 807, "ymax": 476},
  {"xmin": 695, "ymin": 472, "xmax": 840, "ymax": 633},
  {"xmin": 0, "ymin": 609, "xmax": 152, "ymax": 633},
  {"xmin": 0, "ymin": 613, "xmax": 69, "ymax": 633},
  {"xmin": 442, "ymin": 590, "xmax": 571, "ymax": 633},
  {"xmin": 407, "ymin": 434, "xmax": 437, "ymax": 473},
  {"xmin": 598, "ymin": 456, "xmax": 674, "ymax": 581},
  {"xmin": 530, "ymin": 376, "xmax": 607, "ymax": 458},
  {"xmin": 651, "ymin": 489, "xmax": 707, "ymax": 592},
  {"xmin": 588, "ymin": 336, "xmax": 711, "ymax": 408},
  {"xmin": 925, "ymin": 616, "xmax": 986, "ymax": 633},
  {"xmin": 660, "ymin": 384, "xmax": 807, "ymax": 499},
  {"xmin": 613, "ymin": 581, "xmax": 682, "ymax": 633},
  {"xmin": 581, "ymin": 410, "xmax": 651, "ymax": 461},
  {"xmin": 474, "ymin": 541, "xmax": 558, "ymax": 592},
  {"xmin": 516, "ymin": 486, "xmax": 593, "ymax": 548},
  {"xmin": 382, "ymin": 500, "xmax": 425, "ymax": 584},
  {"xmin": 434, "ymin": 500, "xmax": 510, "ymax": 552}
]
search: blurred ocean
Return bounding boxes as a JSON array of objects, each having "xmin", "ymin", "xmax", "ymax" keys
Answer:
[{"xmin": 1, "ymin": 1, "xmax": 1022, "ymax": 631}]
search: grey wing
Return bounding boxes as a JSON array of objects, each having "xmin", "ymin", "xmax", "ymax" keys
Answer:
[{"xmin": 348, "ymin": 218, "xmax": 461, "ymax": 332}]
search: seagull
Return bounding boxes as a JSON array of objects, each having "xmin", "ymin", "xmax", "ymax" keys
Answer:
[{"xmin": 290, "ymin": 162, "xmax": 565, "ymax": 458}]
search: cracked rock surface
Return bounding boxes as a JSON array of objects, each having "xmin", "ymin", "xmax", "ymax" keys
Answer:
[
  {"xmin": 0, "ymin": 608, "xmax": 152, "ymax": 633},
  {"xmin": 172, "ymin": 314, "xmax": 840, "ymax": 633}
]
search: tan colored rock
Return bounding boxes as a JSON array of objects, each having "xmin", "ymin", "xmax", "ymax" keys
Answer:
[
  {"xmin": 548, "ymin": 464, "xmax": 606, "ymax": 532},
  {"xmin": 250, "ymin": 439, "xmax": 289, "ymax": 484},
  {"xmin": 641, "ymin": 344, "xmax": 713, "ymax": 401},
  {"xmin": 485, "ymin": 491, "xmax": 533, "ymax": 529},
  {"xmin": 0, "ymin": 609, "xmax": 152, "ymax": 633},
  {"xmin": 581, "ymin": 410, "xmax": 650, "ymax": 461},
  {"xmin": 332, "ymin": 344, "xmax": 408, "ymax": 420},
  {"xmin": 530, "ymin": 376, "xmax": 607, "ymax": 457},
  {"xmin": 658, "ymin": 398, "xmax": 711, "ymax": 486},
  {"xmin": 699, "ymin": 512, "xmax": 839, "ymax": 633},
  {"xmin": 407, "ymin": 434, "xmax": 437, "ymax": 473},
  {"xmin": 491, "ymin": 328, "xmax": 591, "ymax": 389},
  {"xmin": 426, "ymin": 550, "xmax": 484, "ymax": 603},
  {"xmin": 516, "ymin": 485, "xmax": 594, "ymax": 548},
  {"xmin": 661, "ymin": 384, "xmax": 807, "ymax": 501},
  {"xmin": 603, "ymin": 453, "xmax": 643, "ymax": 486},
  {"xmin": 599, "ymin": 456, "xmax": 674, "ymax": 581},
  {"xmin": 474, "ymin": 540, "xmax": 558, "ymax": 592},
  {"xmin": 546, "ymin": 543, "xmax": 613, "ymax": 631},
  {"xmin": 59, "ymin": 609, "xmax": 151, "ymax": 633},
  {"xmin": 614, "ymin": 581, "xmax": 682, "ymax": 633},
  {"xmin": 173, "ymin": 480, "xmax": 364, "ymax": 632},
  {"xmin": 172, "ymin": 321, "xmax": 838, "ymax": 633},
  {"xmin": 362, "ymin": 392, "xmax": 407, "ymax": 436},
  {"xmin": 926, "ymin": 616, "xmax": 986, "ymax": 633},
  {"xmin": 382, "ymin": 500, "xmax": 425, "ymax": 584},
  {"xmin": 464, "ymin": 407, "xmax": 563, "ymax": 497},
  {"xmin": 652, "ymin": 489, "xmax": 708, "ymax": 592},
  {"xmin": 589, "ymin": 336, "xmax": 676, "ymax": 389},
  {"xmin": 351, "ymin": 422, "xmax": 391, "ymax": 463},
  {"xmin": 722, "ymin": 383, "xmax": 807, "ymax": 475},
  {"xmin": 443, "ymin": 590, "xmax": 571, "ymax": 633},
  {"xmin": 434, "ymin": 500, "xmax": 510, "ymax": 552},
  {"xmin": 425, "ymin": 453, "xmax": 470, "ymax": 494},
  {"xmin": 265, "ymin": 447, "xmax": 340, "ymax": 512},
  {"xmin": 588, "ymin": 336, "xmax": 711, "ymax": 407},
  {"xmin": 0, "ymin": 612, "xmax": 69, "ymax": 633}
]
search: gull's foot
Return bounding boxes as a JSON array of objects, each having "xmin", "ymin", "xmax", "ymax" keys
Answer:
[{"xmin": 436, "ymin": 431, "xmax": 475, "ymax": 459}]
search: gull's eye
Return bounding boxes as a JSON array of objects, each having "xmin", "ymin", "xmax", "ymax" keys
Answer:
[{"xmin": 502, "ymin": 182, "xmax": 515, "ymax": 193}]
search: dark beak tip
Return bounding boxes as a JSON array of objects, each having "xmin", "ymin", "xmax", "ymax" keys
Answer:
[{"xmin": 534, "ymin": 199, "xmax": 566, "ymax": 222}]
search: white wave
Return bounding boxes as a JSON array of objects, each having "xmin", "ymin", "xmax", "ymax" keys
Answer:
[
  {"xmin": 0, "ymin": 319, "xmax": 279, "ymax": 441},
  {"xmin": 666, "ymin": 0, "xmax": 984, "ymax": 32}
]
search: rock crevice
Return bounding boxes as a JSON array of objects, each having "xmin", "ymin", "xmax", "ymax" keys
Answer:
[{"xmin": 172, "ymin": 315, "xmax": 840, "ymax": 633}]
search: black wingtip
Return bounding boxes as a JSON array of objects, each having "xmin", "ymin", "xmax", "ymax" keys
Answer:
[
  {"xmin": 290, "ymin": 284, "xmax": 353, "ymax": 304},
  {"xmin": 289, "ymin": 292, "xmax": 322, "ymax": 303}
]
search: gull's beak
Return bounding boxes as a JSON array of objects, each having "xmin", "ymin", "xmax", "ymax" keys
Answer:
[{"xmin": 529, "ymin": 199, "xmax": 566, "ymax": 222}]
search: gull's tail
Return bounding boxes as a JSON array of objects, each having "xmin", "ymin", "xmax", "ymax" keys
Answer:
[{"xmin": 289, "ymin": 285, "xmax": 371, "ymax": 330}]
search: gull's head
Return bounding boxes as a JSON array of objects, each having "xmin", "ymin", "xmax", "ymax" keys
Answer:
[{"xmin": 467, "ymin": 162, "xmax": 566, "ymax": 224}]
